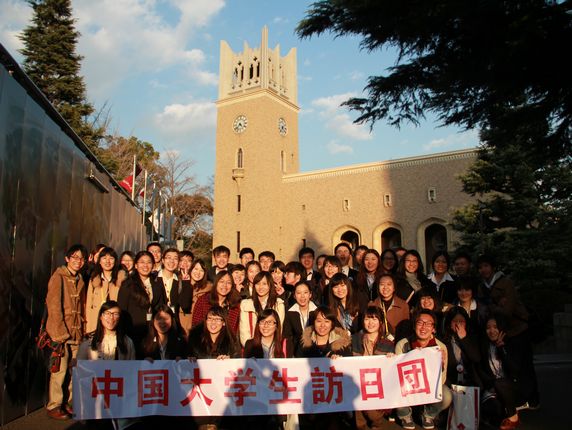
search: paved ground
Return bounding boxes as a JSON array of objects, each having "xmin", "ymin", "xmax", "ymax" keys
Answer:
[{"xmin": 4, "ymin": 355, "xmax": 569, "ymax": 430}]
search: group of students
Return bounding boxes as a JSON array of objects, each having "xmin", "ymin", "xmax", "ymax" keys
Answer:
[{"xmin": 43, "ymin": 241, "xmax": 539, "ymax": 430}]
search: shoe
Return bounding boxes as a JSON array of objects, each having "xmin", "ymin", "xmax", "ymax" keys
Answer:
[
  {"xmin": 64, "ymin": 404, "xmax": 74, "ymax": 416},
  {"xmin": 528, "ymin": 401, "xmax": 540, "ymax": 410},
  {"xmin": 422, "ymin": 415, "xmax": 435, "ymax": 430},
  {"xmin": 400, "ymin": 415, "xmax": 416, "ymax": 430},
  {"xmin": 47, "ymin": 407, "xmax": 71, "ymax": 420},
  {"xmin": 516, "ymin": 402, "xmax": 529, "ymax": 411},
  {"xmin": 500, "ymin": 417, "xmax": 520, "ymax": 430}
]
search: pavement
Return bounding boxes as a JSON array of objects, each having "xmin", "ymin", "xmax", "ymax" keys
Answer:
[{"xmin": 4, "ymin": 354, "xmax": 571, "ymax": 430}]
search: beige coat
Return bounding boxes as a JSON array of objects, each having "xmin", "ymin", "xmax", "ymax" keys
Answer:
[
  {"xmin": 46, "ymin": 266, "xmax": 85, "ymax": 344},
  {"xmin": 84, "ymin": 270, "xmax": 127, "ymax": 334}
]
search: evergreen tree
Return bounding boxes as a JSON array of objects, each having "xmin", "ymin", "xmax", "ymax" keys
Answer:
[{"xmin": 19, "ymin": 0, "xmax": 103, "ymax": 153}]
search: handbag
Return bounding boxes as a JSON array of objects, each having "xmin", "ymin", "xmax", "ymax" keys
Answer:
[{"xmin": 447, "ymin": 384, "xmax": 480, "ymax": 430}]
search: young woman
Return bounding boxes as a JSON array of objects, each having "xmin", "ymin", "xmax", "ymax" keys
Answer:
[
  {"xmin": 352, "ymin": 306, "xmax": 394, "ymax": 430},
  {"xmin": 478, "ymin": 315, "xmax": 521, "ymax": 430},
  {"xmin": 192, "ymin": 270, "xmax": 241, "ymax": 335},
  {"xmin": 117, "ymin": 251, "xmax": 165, "ymax": 356},
  {"xmin": 454, "ymin": 278, "xmax": 487, "ymax": 333},
  {"xmin": 298, "ymin": 306, "xmax": 352, "ymax": 430},
  {"xmin": 229, "ymin": 264, "xmax": 247, "ymax": 297},
  {"xmin": 396, "ymin": 249, "xmax": 431, "ymax": 307},
  {"xmin": 187, "ymin": 306, "xmax": 239, "ymax": 430},
  {"xmin": 178, "ymin": 259, "xmax": 210, "ymax": 338},
  {"xmin": 244, "ymin": 260, "xmax": 262, "ymax": 299},
  {"xmin": 77, "ymin": 301, "xmax": 136, "ymax": 429},
  {"xmin": 370, "ymin": 274, "xmax": 410, "ymax": 342},
  {"xmin": 394, "ymin": 310, "xmax": 452, "ymax": 430},
  {"xmin": 380, "ymin": 249, "xmax": 398, "ymax": 275},
  {"xmin": 85, "ymin": 247, "xmax": 128, "ymax": 335},
  {"xmin": 416, "ymin": 288, "xmax": 448, "ymax": 339},
  {"xmin": 427, "ymin": 251, "xmax": 457, "ymax": 305},
  {"xmin": 313, "ymin": 255, "xmax": 342, "ymax": 306},
  {"xmin": 442, "ymin": 306, "xmax": 481, "ymax": 387},
  {"xmin": 328, "ymin": 273, "xmax": 360, "ymax": 334},
  {"xmin": 355, "ymin": 249, "xmax": 382, "ymax": 311},
  {"xmin": 119, "ymin": 250, "xmax": 135, "ymax": 275},
  {"xmin": 270, "ymin": 260, "xmax": 290, "ymax": 304},
  {"xmin": 239, "ymin": 271, "xmax": 285, "ymax": 347},
  {"xmin": 243, "ymin": 309, "xmax": 293, "ymax": 358},
  {"xmin": 283, "ymin": 281, "xmax": 318, "ymax": 357},
  {"xmin": 142, "ymin": 305, "xmax": 187, "ymax": 360}
]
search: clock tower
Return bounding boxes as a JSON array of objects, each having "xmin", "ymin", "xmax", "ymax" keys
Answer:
[{"xmin": 213, "ymin": 27, "xmax": 300, "ymax": 256}]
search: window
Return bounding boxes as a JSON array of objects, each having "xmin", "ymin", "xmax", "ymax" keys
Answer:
[
  {"xmin": 382, "ymin": 228, "xmax": 402, "ymax": 250},
  {"xmin": 237, "ymin": 148, "xmax": 243, "ymax": 168},
  {"xmin": 428, "ymin": 187, "xmax": 437, "ymax": 203},
  {"xmin": 383, "ymin": 193, "xmax": 392, "ymax": 207},
  {"xmin": 237, "ymin": 195, "xmax": 241, "ymax": 212},
  {"xmin": 343, "ymin": 199, "xmax": 350, "ymax": 212},
  {"xmin": 236, "ymin": 231, "xmax": 241, "ymax": 253}
]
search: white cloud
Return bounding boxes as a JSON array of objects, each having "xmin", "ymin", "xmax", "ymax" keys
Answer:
[
  {"xmin": 155, "ymin": 100, "xmax": 217, "ymax": 135},
  {"xmin": 423, "ymin": 129, "xmax": 478, "ymax": 151},
  {"xmin": 0, "ymin": 0, "xmax": 32, "ymax": 57},
  {"xmin": 311, "ymin": 92, "xmax": 373, "ymax": 141},
  {"xmin": 68, "ymin": 0, "xmax": 225, "ymax": 97},
  {"xmin": 349, "ymin": 70, "xmax": 364, "ymax": 81},
  {"xmin": 273, "ymin": 16, "xmax": 289, "ymax": 24},
  {"xmin": 327, "ymin": 141, "xmax": 354, "ymax": 155}
]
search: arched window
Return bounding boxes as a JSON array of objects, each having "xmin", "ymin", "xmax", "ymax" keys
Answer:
[
  {"xmin": 382, "ymin": 228, "xmax": 402, "ymax": 251},
  {"xmin": 424, "ymin": 224, "xmax": 447, "ymax": 269},
  {"xmin": 340, "ymin": 231, "xmax": 359, "ymax": 252},
  {"xmin": 237, "ymin": 148, "xmax": 243, "ymax": 168}
]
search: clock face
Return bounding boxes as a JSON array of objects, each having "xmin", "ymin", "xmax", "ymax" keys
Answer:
[
  {"xmin": 278, "ymin": 118, "xmax": 287, "ymax": 136},
  {"xmin": 233, "ymin": 115, "xmax": 248, "ymax": 133}
]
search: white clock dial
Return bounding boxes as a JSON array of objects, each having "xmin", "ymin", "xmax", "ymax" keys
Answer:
[{"xmin": 233, "ymin": 115, "xmax": 248, "ymax": 133}]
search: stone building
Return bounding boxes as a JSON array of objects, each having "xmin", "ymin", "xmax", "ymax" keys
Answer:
[{"xmin": 213, "ymin": 27, "xmax": 476, "ymax": 267}]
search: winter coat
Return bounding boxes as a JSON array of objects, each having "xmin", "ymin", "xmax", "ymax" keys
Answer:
[{"xmin": 298, "ymin": 326, "xmax": 352, "ymax": 358}]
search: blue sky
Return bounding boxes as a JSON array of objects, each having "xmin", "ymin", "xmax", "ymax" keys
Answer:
[{"xmin": 1, "ymin": 0, "xmax": 478, "ymax": 185}]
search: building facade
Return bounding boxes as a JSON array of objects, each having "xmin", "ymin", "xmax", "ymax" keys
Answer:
[{"xmin": 213, "ymin": 27, "xmax": 476, "ymax": 266}]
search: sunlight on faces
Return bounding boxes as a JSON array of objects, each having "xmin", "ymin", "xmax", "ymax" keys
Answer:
[
  {"xmin": 99, "ymin": 254, "xmax": 115, "ymax": 272},
  {"xmin": 162, "ymin": 251, "xmax": 179, "ymax": 272},
  {"xmin": 232, "ymin": 270, "xmax": 246, "ymax": 286},
  {"xmin": 363, "ymin": 315, "xmax": 381, "ymax": 334},
  {"xmin": 419, "ymin": 296, "xmax": 435, "ymax": 311},
  {"xmin": 258, "ymin": 315, "xmax": 277, "ymax": 337},
  {"xmin": 135, "ymin": 255, "xmax": 153, "ymax": 277},
  {"xmin": 316, "ymin": 256, "xmax": 326, "ymax": 272},
  {"xmin": 214, "ymin": 252, "xmax": 229, "ymax": 269},
  {"xmin": 314, "ymin": 312, "xmax": 333, "ymax": 338},
  {"xmin": 415, "ymin": 315, "xmax": 436, "ymax": 341},
  {"xmin": 332, "ymin": 281, "xmax": 348, "ymax": 300},
  {"xmin": 179, "ymin": 255, "xmax": 193, "ymax": 272},
  {"xmin": 190, "ymin": 262, "xmax": 205, "ymax": 282},
  {"xmin": 247, "ymin": 264, "xmax": 261, "ymax": 283},
  {"xmin": 404, "ymin": 256, "xmax": 419, "ymax": 273},
  {"xmin": 378, "ymin": 276, "xmax": 395, "ymax": 300},
  {"xmin": 101, "ymin": 307, "xmax": 121, "ymax": 332},
  {"xmin": 154, "ymin": 311, "xmax": 173, "ymax": 335},
  {"xmin": 206, "ymin": 312, "xmax": 225, "ymax": 336},
  {"xmin": 259, "ymin": 256, "xmax": 273, "ymax": 271},
  {"xmin": 216, "ymin": 274, "xmax": 232, "ymax": 297},
  {"xmin": 241, "ymin": 253, "xmax": 254, "ymax": 266},
  {"xmin": 66, "ymin": 252, "xmax": 85, "ymax": 273},
  {"xmin": 324, "ymin": 262, "xmax": 340, "ymax": 279},
  {"xmin": 121, "ymin": 255, "xmax": 134, "ymax": 272},
  {"xmin": 300, "ymin": 254, "xmax": 314, "ymax": 271},
  {"xmin": 363, "ymin": 253, "xmax": 379, "ymax": 273},
  {"xmin": 254, "ymin": 276, "xmax": 270, "ymax": 299},
  {"xmin": 148, "ymin": 246, "xmax": 162, "ymax": 264},
  {"xmin": 294, "ymin": 284, "xmax": 311, "ymax": 307},
  {"xmin": 335, "ymin": 246, "xmax": 351, "ymax": 266},
  {"xmin": 271, "ymin": 269, "xmax": 284, "ymax": 285}
]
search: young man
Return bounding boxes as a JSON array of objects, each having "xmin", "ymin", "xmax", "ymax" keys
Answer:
[
  {"xmin": 334, "ymin": 242, "xmax": 358, "ymax": 280},
  {"xmin": 395, "ymin": 310, "xmax": 452, "ymax": 430},
  {"xmin": 453, "ymin": 251, "xmax": 472, "ymax": 277},
  {"xmin": 146, "ymin": 242, "xmax": 163, "ymax": 274},
  {"xmin": 46, "ymin": 244, "xmax": 88, "ymax": 420},
  {"xmin": 284, "ymin": 261, "xmax": 306, "ymax": 288},
  {"xmin": 298, "ymin": 247, "xmax": 320, "ymax": 282},
  {"xmin": 207, "ymin": 245, "xmax": 231, "ymax": 282},
  {"xmin": 258, "ymin": 250, "xmax": 275, "ymax": 272},
  {"xmin": 239, "ymin": 247, "xmax": 255, "ymax": 266}
]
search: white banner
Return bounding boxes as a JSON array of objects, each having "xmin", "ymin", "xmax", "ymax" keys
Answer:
[{"xmin": 73, "ymin": 347, "xmax": 443, "ymax": 419}]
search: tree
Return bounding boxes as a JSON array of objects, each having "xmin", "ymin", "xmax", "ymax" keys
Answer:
[
  {"xmin": 19, "ymin": 0, "xmax": 104, "ymax": 152},
  {"xmin": 296, "ymin": 1, "xmax": 572, "ymax": 154}
]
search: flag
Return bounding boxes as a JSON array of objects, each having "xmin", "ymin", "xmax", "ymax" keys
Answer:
[{"xmin": 119, "ymin": 164, "xmax": 142, "ymax": 194}]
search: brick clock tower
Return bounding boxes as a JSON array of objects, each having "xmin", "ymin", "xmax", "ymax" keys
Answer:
[{"xmin": 213, "ymin": 27, "xmax": 300, "ymax": 257}]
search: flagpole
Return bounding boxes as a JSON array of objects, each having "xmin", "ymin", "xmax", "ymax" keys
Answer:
[
  {"xmin": 131, "ymin": 154, "xmax": 137, "ymax": 201},
  {"xmin": 150, "ymin": 182, "xmax": 157, "ymax": 241},
  {"xmin": 141, "ymin": 170, "xmax": 148, "ymax": 246}
]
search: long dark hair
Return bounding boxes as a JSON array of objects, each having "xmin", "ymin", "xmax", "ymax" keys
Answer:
[
  {"xmin": 380, "ymin": 249, "xmax": 398, "ymax": 275},
  {"xmin": 190, "ymin": 259, "xmax": 208, "ymax": 291},
  {"xmin": 443, "ymin": 306, "xmax": 471, "ymax": 342},
  {"xmin": 397, "ymin": 249, "xmax": 426, "ymax": 280},
  {"xmin": 209, "ymin": 270, "xmax": 241, "ymax": 307},
  {"xmin": 250, "ymin": 309, "xmax": 286, "ymax": 358},
  {"xmin": 201, "ymin": 306, "xmax": 235, "ymax": 357},
  {"xmin": 91, "ymin": 247, "xmax": 121, "ymax": 284},
  {"xmin": 91, "ymin": 301, "xmax": 129, "ymax": 355},
  {"xmin": 328, "ymin": 273, "xmax": 359, "ymax": 317},
  {"xmin": 356, "ymin": 249, "xmax": 382, "ymax": 288},
  {"xmin": 252, "ymin": 271, "xmax": 278, "ymax": 313},
  {"xmin": 361, "ymin": 305, "xmax": 388, "ymax": 340},
  {"xmin": 129, "ymin": 251, "xmax": 154, "ymax": 308}
]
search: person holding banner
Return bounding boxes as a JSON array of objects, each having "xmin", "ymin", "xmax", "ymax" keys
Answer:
[
  {"xmin": 369, "ymin": 273, "xmax": 410, "ymax": 343},
  {"xmin": 283, "ymin": 281, "xmax": 317, "ymax": 357},
  {"xmin": 328, "ymin": 273, "xmax": 360, "ymax": 334},
  {"xmin": 395, "ymin": 310, "xmax": 452, "ymax": 430},
  {"xmin": 142, "ymin": 305, "xmax": 187, "ymax": 360},
  {"xmin": 352, "ymin": 306, "xmax": 394, "ymax": 430}
]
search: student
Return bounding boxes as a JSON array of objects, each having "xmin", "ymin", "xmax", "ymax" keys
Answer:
[
  {"xmin": 146, "ymin": 241, "xmax": 163, "ymax": 274},
  {"xmin": 299, "ymin": 247, "xmax": 320, "ymax": 283},
  {"xmin": 355, "ymin": 249, "xmax": 383, "ymax": 311},
  {"xmin": 427, "ymin": 251, "xmax": 457, "ymax": 305},
  {"xmin": 156, "ymin": 248, "xmax": 181, "ymax": 313},
  {"xmin": 328, "ymin": 273, "xmax": 360, "ymax": 334},
  {"xmin": 369, "ymin": 274, "xmax": 410, "ymax": 342},
  {"xmin": 142, "ymin": 305, "xmax": 186, "ymax": 360},
  {"xmin": 283, "ymin": 281, "xmax": 318, "ymax": 357},
  {"xmin": 314, "ymin": 255, "xmax": 342, "ymax": 306},
  {"xmin": 395, "ymin": 310, "xmax": 452, "ymax": 430},
  {"xmin": 380, "ymin": 249, "xmax": 398, "ymax": 275},
  {"xmin": 334, "ymin": 242, "xmax": 358, "ymax": 280},
  {"xmin": 178, "ymin": 259, "xmax": 210, "ymax": 338},
  {"xmin": 45, "ymin": 244, "xmax": 88, "ymax": 420},
  {"xmin": 396, "ymin": 249, "xmax": 431, "ymax": 307},
  {"xmin": 258, "ymin": 250, "xmax": 276, "ymax": 271},
  {"xmin": 353, "ymin": 244, "xmax": 369, "ymax": 271},
  {"xmin": 229, "ymin": 263, "xmax": 247, "ymax": 297},
  {"xmin": 244, "ymin": 260, "xmax": 262, "ymax": 299},
  {"xmin": 207, "ymin": 245, "xmax": 231, "ymax": 282},
  {"xmin": 119, "ymin": 250, "xmax": 136, "ymax": 275},
  {"xmin": 239, "ymin": 247, "xmax": 255, "ymax": 265}
]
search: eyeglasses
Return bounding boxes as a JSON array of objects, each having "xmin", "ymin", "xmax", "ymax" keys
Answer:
[
  {"xmin": 259, "ymin": 320, "xmax": 277, "ymax": 327},
  {"xmin": 206, "ymin": 317, "xmax": 224, "ymax": 323},
  {"xmin": 102, "ymin": 311, "xmax": 121, "ymax": 318},
  {"xmin": 416, "ymin": 320, "xmax": 434, "ymax": 328},
  {"xmin": 69, "ymin": 254, "xmax": 85, "ymax": 261}
]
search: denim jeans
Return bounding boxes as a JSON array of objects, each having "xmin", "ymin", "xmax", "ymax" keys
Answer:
[{"xmin": 396, "ymin": 384, "xmax": 452, "ymax": 420}]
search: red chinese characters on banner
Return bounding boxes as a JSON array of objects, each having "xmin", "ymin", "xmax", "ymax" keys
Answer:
[
  {"xmin": 180, "ymin": 368, "xmax": 214, "ymax": 406},
  {"xmin": 224, "ymin": 367, "xmax": 256, "ymax": 406},
  {"xmin": 359, "ymin": 368, "xmax": 384, "ymax": 400},
  {"xmin": 91, "ymin": 369, "xmax": 124, "ymax": 409},
  {"xmin": 397, "ymin": 358, "xmax": 430, "ymax": 396},
  {"xmin": 311, "ymin": 366, "xmax": 344, "ymax": 404},
  {"xmin": 138, "ymin": 369, "xmax": 169, "ymax": 406},
  {"xmin": 268, "ymin": 368, "xmax": 302, "ymax": 404}
]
